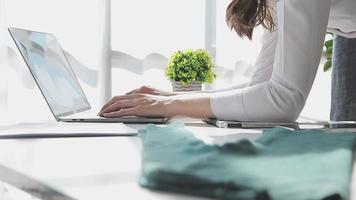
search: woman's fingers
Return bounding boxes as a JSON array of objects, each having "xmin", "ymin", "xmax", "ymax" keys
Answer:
[
  {"xmin": 99, "ymin": 98, "xmax": 117, "ymax": 113},
  {"xmin": 103, "ymin": 107, "xmax": 139, "ymax": 118},
  {"xmin": 99, "ymin": 99, "xmax": 135, "ymax": 115},
  {"xmin": 100, "ymin": 93, "xmax": 172, "ymax": 118},
  {"xmin": 98, "ymin": 94, "xmax": 141, "ymax": 115}
]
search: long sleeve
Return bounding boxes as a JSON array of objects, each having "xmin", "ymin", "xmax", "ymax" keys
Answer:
[
  {"xmin": 249, "ymin": 29, "xmax": 278, "ymax": 86},
  {"xmin": 207, "ymin": 29, "xmax": 278, "ymax": 94},
  {"xmin": 249, "ymin": 0, "xmax": 278, "ymax": 86},
  {"xmin": 210, "ymin": 0, "xmax": 332, "ymax": 122},
  {"xmin": 208, "ymin": 16, "xmax": 278, "ymax": 93}
]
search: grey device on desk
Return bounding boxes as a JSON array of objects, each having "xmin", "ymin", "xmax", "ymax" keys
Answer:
[
  {"xmin": 303, "ymin": 121, "xmax": 356, "ymax": 129},
  {"xmin": 8, "ymin": 27, "xmax": 167, "ymax": 124},
  {"xmin": 202, "ymin": 118, "xmax": 299, "ymax": 129},
  {"xmin": 203, "ymin": 118, "xmax": 356, "ymax": 130}
]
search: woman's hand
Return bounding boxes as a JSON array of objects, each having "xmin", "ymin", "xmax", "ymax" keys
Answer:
[
  {"xmin": 126, "ymin": 85, "xmax": 176, "ymax": 96},
  {"xmin": 98, "ymin": 94, "xmax": 174, "ymax": 118},
  {"xmin": 98, "ymin": 93, "xmax": 215, "ymax": 119}
]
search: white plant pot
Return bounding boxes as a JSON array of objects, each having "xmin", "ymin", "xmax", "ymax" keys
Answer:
[{"xmin": 172, "ymin": 82, "xmax": 202, "ymax": 92}]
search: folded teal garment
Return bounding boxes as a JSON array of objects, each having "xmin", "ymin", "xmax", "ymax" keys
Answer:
[{"xmin": 139, "ymin": 121, "xmax": 356, "ymax": 200}]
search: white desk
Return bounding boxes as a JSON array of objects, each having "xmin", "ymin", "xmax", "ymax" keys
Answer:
[{"xmin": 0, "ymin": 119, "xmax": 354, "ymax": 200}]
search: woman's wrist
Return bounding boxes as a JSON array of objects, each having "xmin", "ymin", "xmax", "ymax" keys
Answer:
[{"xmin": 166, "ymin": 94, "xmax": 215, "ymax": 118}]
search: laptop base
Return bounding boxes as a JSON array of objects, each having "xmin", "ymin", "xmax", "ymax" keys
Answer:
[{"xmin": 60, "ymin": 116, "xmax": 168, "ymax": 124}]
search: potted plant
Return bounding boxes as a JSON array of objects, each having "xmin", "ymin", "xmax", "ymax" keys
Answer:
[{"xmin": 165, "ymin": 49, "xmax": 216, "ymax": 92}]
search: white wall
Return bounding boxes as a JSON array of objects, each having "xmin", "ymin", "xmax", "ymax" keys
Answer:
[{"xmin": 300, "ymin": 60, "xmax": 332, "ymax": 121}]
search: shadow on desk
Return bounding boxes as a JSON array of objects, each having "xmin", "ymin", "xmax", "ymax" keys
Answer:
[{"xmin": 0, "ymin": 165, "xmax": 74, "ymax": 200}]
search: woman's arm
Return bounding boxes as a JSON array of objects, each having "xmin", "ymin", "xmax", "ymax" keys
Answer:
[
  {"xmin": 249, "ymin": 29, "xmax": 278, "ymax": 86},
  {"xmin": 249, "ymin": 0, "xmax": 278, "ymax": 86},
  {"xmin": 197, "ymin": 26, "xmax": 279, "ymax": 94},
  {"xmin": 98, "ymin": 93, "xmax": 215, "ymax": 119},
  {"xmin": 210, "ymin": 0, "xmax": 332, "ymax": 122}
]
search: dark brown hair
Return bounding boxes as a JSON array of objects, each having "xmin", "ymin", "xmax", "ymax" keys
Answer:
[{"xmin": 226, "ymin": 0, "xmax": 275, "ymax": 40}]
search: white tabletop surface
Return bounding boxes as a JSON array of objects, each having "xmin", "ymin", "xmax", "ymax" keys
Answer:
[{"xmin": 0, "ymin": 118, "xmax": 354, "ymax": 200}]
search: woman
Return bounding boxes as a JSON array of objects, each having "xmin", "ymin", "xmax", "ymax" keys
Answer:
[{"xmin": 99, "ymin": 0, "xmax": 356, "ymax": 122}]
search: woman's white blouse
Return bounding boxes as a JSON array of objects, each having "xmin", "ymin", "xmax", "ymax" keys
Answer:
[{"xmin": 210, "ymin": 0, "xmax": 356, "ymax": 122}]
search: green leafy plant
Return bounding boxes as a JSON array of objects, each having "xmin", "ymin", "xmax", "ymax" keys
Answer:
[
  {"xmin": 165, "ymin": 49, "xmax": 216, "ymax": 86},
  {"xmin": 323, "ymin": 33, "xmax": 333, "ymax": 72}
]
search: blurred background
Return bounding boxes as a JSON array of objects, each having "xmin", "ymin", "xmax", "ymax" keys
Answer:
[{"xmin": 0, "ymin": 0, "xmax": 332, "ymax": 122}]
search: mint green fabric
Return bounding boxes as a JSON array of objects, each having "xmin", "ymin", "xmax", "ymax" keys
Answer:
[{"xmin": 139, "ymin": 121, "xmax": 356, "ymax": 200}]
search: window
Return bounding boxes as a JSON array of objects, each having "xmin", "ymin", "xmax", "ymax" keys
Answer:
[
  {"xmin": 110, "ymin": 0, "xmax": 265, "ymax": 93},
  {"xmin": 111, "ymin": 0, "xmax": 206, "ymax": 94},
  {"xmin": 0, "ymin": 0, "xmax": 331, "ymax": 121}
]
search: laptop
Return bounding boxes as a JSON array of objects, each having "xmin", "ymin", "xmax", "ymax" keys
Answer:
[{"xmin": 8, "ymin": 27, "xmax": 167, "ymax": 123}]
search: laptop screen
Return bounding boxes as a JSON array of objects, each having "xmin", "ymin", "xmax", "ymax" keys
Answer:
[{"xmin": 9, "ymin": 28, "xmax": 90, "ymax": 118}]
